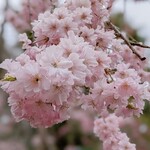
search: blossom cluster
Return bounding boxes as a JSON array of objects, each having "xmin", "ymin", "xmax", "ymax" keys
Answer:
[
  {"xmin": 6, "ymin": 0, "xmax": 59, "ymax": 32},
  {"xmin": 94, "ymin": 114, "xmax": 136, "ymax": 150},
  {"xmin": 1, "ymin": 0, "xmax": 150, "ymax": 126},
  {"xmin": 1, "ymin": 0, "xmax": 150, "ymax": 149}
]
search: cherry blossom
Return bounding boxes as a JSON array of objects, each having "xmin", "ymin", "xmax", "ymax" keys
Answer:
[{"xmin": 1, "ymin": 0, "xmax": 150, "ymax": 149}]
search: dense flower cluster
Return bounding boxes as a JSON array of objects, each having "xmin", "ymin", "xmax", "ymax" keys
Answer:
[
  {"xmin": 94, "ymin": 114, "xmax": 136, "ymax": 150},
  {"xmin": 1, "ymin": 0, "xmax": 150, "ymax": 149}
]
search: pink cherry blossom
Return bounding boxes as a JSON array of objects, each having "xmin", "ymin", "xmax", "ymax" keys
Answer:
[
  {"xmin": 94, "ymin": 114, "xmax": 136, "ymax": 150},
  {"xmin": 1, "ymin": 1, "xmax": 150, "ymax": 149}
]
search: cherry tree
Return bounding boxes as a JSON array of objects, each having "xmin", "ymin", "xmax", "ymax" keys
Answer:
[{"xmin": 0, "ymin": 0, "xmax": 150, "ymax": 149}]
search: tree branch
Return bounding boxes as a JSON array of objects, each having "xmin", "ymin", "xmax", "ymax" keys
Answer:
[
  {"xmin": 130, "ymin": 41, "xmax": 150, "ymax": 49},
  {"xmin": 107, "ymin": 21, "xmax": 146, "ymax": 61}
]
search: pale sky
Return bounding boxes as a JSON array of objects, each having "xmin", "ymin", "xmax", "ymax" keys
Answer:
[
  {"xmin": 112, "ymin": 0, "xmax": 150, "ymax": 44},
  {"xmin": 112, "ymin": 0, "xmax": 150, "ymax": 57}
]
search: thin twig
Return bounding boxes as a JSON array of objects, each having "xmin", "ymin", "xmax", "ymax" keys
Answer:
[
  {"xmin": 127, "ymin": 32, "xmax": 150, "ymax": 49},
  {"xmin": 130, "ymin": 41, "xmax": 150, "ymax": 49},
  {"xmin": 107, "ymin": 21, "xmax": 146, "ymax": 61}
]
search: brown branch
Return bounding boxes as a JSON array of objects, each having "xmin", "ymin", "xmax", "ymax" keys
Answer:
[
  {"xmin": 107, "ymin": 21, "xmax": 146, "ymax": 61},
  {"xmin": 130, "ymin": 41, "xmax": 150, "ymax": 49}
]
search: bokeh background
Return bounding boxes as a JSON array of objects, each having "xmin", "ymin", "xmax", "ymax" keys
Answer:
[{"xmin": 0, "ymin": 0, "xmax": 150, "ymax": 150}]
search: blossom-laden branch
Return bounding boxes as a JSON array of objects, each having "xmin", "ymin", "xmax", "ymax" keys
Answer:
[
  {"xmin": 94, "ymin": 114, "xmax": 136, "ymax": 150},
  {"xmin": 1, "ymin": 1, "xmax": 150, "ymax": 150},
  {"xmin": 107, "ymin": 21, "xmax": 146, "ymax": 61}
]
